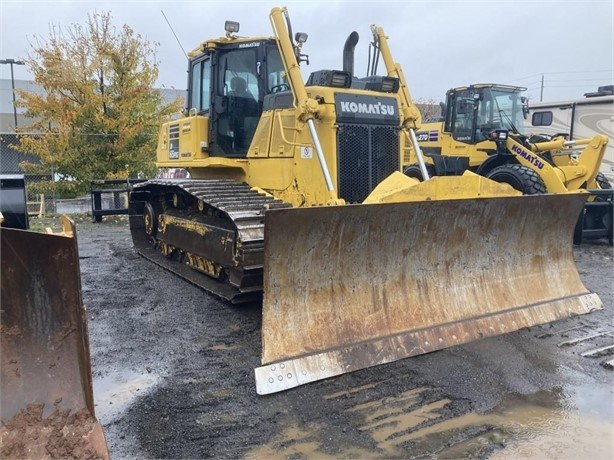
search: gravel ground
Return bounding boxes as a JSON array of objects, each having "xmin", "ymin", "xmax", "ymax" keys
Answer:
[{"xmin": 37, "ymin": 214, "xmax": 613, "ymax": 459}]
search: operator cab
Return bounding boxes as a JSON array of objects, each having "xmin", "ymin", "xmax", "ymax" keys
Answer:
[
  {"xmin": 187, "ymin": 24, "xmax": 286, "ymax": 157},
  {"xmin": 444, "ymin": 85, "xmax": 527, "ymax": 144}
]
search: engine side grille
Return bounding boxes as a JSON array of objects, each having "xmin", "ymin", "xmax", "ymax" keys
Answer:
[{"xmin": 337, "ymin": 124, "xmax": 399, "ymax": 203}]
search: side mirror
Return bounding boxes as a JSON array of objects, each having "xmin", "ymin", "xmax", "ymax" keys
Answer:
[
  {"xmin": 490, "ymin": 129, "xmax": 509, "ymax": 153},
  {"xmin": 521, "ymin": 98, "xmax": 530, "ymax": 120},
  {"xmin": 439, "ymin": 102, "xmax": 446, "ymax": 117},
  {"xmin": 213, "ymin": 94, "xmax": 227, "ymax": 114}
]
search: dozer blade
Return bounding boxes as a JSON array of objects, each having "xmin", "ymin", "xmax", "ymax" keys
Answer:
[
  {"xmin": 255, "ymin": 192, "xmax": 601, "ymax": 394},
  {"xmin": 1, "ymin": 217, "xmax": 109, "ymax": 459}
]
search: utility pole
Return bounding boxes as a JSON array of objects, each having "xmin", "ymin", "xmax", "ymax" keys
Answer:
[
  {"xmin": 0, "ymin": 58, "xmax": 26, "ymax": 131},
  {"xmin": 540, "ymin": 74, "xmax": 544, "ymax": 102}
]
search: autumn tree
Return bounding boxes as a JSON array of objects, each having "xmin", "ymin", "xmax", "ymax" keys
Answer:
[
  {"xmin": 15, "ymin": 11, "xmax": 182, "ymax": 196},
  {"xmin": 415, "ymin": 97, "xmax": 445, "ymax": 121}
]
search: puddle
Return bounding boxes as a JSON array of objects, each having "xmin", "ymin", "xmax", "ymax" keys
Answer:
[
  {"xmin": 324, "ymin": 382, "xmax": 380, "ymax": 399},
  {"xmin": 487, "ymin": 382, "xmax": 614, "ymax": 459},
  {"xmin": 246, "ymin": 381, "xmax": 613, "ymax": 459},
  {"xmin": 356, "ymin": 396, "xmax": 451, "ymax": 447},
  {"xmin": 568, "ymin": 381, "xmax": 613, "ymax": 418},
  {"xmin": 93, "ymin": 370, "xmax": 160, "ymax": 423},
  {"xmin": 245, "ymin": 425, "xmax": 373, "ymax": 460},
  {"xmin": 245, "ymin": 426, "xmax": 331, "ymax": 460},
  {"xmin": 488, "ymin": 412, "xmax": 612, "ymax": 459},
  {"xmin": 351, "ymin": 383, "xmax": 614, "ymax": 458}
]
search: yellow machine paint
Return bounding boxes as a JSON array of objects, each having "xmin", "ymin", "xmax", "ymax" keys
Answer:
[
  {"xmin": 153, "ymin": 20, "xmax": 418, "ymax": 208},
  {"xmin": 363, "ymin": 170, "xmax": 522, "ymax": 203},
  {"xmin": 129, "ymin": 8, "xmax": 601, "ymax": 394},
  {"xmin": 157, "ymin": 79, "xmax": 382, "ymax": 207},
  {"xmin": 406, "ymin": 84, "xmax": 612, "ymax": 245},
  {"xmin": 525, "ymin": 135, "xmax": 608, "ymax": 191},
  {"xmin": 406, "ymin": 84, "xmax": 609, "ymax": 193}
]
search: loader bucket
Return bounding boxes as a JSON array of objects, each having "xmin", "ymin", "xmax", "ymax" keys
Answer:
[
  {"xmin": 1, "ymin": 217, "xmax": 109, "ymax": 459},
  {"xmin": 255, "ymin": 192, "xmax": 601, "ymax": 394}
]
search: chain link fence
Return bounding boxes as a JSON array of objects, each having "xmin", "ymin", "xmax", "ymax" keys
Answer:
[
  {"xmin": 0, "ymin": 133, "xmax": 100, "ymax": 216},
  {"xmin": 1, "ymin": 134, "xmax": 191, "ymax": 219},
  {"xmin": 0, "ymin": 133, "xmax": 55, "ymax": 216}
]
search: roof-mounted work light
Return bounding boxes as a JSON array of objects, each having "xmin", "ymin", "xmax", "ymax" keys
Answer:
[
  {"xmin": 295, "ymin": 32, "xmax": 308, "ymax": 44},
  {"xmin": 225, "ymin": 21, "xmax": 240, "ymax": 35}
]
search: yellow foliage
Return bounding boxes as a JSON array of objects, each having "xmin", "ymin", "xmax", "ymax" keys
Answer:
[{"xmin": 13, "ymin": 11, "xmax": 183, "ymax": 190}]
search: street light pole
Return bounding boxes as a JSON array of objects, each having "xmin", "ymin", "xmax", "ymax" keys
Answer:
[{"xmin": 0, "ymin": 58, "xmax": 26, "ymax": 131}]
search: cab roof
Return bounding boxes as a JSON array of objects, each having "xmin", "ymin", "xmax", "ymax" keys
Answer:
[
  {"xmin": 448, "ymin": 83, "xmax": 527, "ymax": 93},
  {"xmin": 188, "ymin": 35, "xmax": 276, "ymax": 59}
]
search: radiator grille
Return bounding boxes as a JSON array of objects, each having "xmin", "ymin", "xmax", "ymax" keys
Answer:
[{"xmin": 337, "ymin": 124, "xmax": 399, "ymax": 203}]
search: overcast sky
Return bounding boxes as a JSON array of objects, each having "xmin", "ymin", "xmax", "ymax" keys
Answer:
[{"xmin": 1, "ymin": 0, "xmax": 612, "ymax": 104}]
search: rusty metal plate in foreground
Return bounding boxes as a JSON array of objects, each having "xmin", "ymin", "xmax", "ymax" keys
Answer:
[
  {"xmin": 256, "ymin": 193, "xmax": 601, "ymax": 394},
  {"xmin": 1, "ymin": 218, "xmax": 109, "ymax": 458}
]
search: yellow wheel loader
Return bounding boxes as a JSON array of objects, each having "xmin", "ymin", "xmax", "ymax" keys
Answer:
[
  {"xmin": 406, "ymin": 84, "xmax": 612, "ymax": 244},
  {"xmin": 1, "ymin": 216, "xmax": 109, "ymax": 458},
  {"xmin": 129, "ymin": 9, "xmax": 602, "ymax": 395}
]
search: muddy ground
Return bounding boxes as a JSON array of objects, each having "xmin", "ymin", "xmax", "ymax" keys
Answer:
[{"xmin": 43, "ymin": 215, "xmax": 613, "ymax": 459}]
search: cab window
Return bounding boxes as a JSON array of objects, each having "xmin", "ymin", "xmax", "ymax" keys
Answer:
[
  {"xmin": 450, "ymin": 91, "xmax": 475, "ymax": 142},
  {"xmin": 189, "ymin": 58, "xmax": 211, "ymax": 113},
  {"xmin": 266, "ymin": 47, "xmax": 287, "ymax": 92}
]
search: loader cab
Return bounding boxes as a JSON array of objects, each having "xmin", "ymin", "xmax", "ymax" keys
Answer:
[
  {"xmin": 444, "ymin": 85, "xmax": 527, "ymax": 145},
  {"xmin": 187, "ymin": 38, "xmax": 286, "ymax": 157}
]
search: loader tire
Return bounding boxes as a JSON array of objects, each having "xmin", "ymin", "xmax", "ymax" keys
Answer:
[
  {"xmin": 486, "ymin": 164, "xmax": 547, "ymax": 195},
  {"xmin": 578, "ymin": 172, "xmax": 613, "ymax": 246},
  {"xmin": 403, "ymin": 163, "xmax": 436, "ymax": 181}
]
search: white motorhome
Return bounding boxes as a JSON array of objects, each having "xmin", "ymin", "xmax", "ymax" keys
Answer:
[{"xmin": 524, "ymin": 86, "xmax": 614, "ymax": 182}]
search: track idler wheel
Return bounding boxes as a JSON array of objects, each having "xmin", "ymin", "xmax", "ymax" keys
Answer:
[{"xmin": 143, "ymin": 202, "xmax": 159, "ymax": 237}]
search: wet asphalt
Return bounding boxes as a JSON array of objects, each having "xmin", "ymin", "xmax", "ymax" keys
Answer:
[{"xmin": 66, "ymin": 216, "xmax": 613, "ymax": 459}]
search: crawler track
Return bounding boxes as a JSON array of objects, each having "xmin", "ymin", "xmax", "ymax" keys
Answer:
[{"xmin": 129, "ymin": 179, "xmax": 290, "ymax": 303}]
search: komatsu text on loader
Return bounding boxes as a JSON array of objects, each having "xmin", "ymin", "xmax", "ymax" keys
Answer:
[
  {"xmin": 405, "ymin": 84, "xmax": 612, "ymax": 244},
  {"xmin": 129, "ymin": 8, "xmax": 602, "ymax": 394}
]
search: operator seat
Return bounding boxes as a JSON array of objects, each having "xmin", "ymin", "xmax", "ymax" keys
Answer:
[
  {"xmin": 229, "ymin": 77, "xmax": 258, "ymax": 113},
  {"xmin": 228, "ymin": 77, "xmax": 259, "ymax": 151}
]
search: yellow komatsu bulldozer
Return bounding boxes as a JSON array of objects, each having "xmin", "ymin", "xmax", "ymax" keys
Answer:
[
  {"xmin": 405, "ymin": 84, "xmax": 612, "ymax": 244},
  {"xmin": 129, "ymin": 8, "xmax": 602, "ymax": 395}
]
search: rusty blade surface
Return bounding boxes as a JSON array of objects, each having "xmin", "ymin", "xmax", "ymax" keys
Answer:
[
  {"xmin": 256, "ymin": 193, "xmax": 601, "ymax": 394},
  {"xmin": 0, "ymin": 219, "xmax": 108, "ymax": 458}
]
